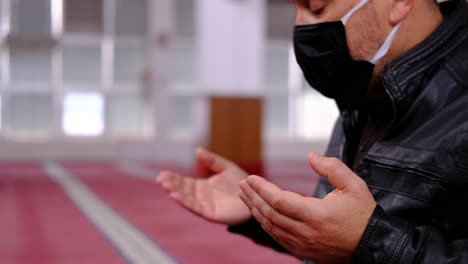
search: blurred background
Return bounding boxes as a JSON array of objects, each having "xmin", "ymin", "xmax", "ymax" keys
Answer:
[
  {"xmin": 0, "ymin": 0, "xmax": 339, "ymax": 162},
  {"xmin": 0, "ymin": 0, "xmax": 340, "ymax": 263}
]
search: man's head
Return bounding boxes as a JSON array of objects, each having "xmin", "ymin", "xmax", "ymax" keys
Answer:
[
  {"xmin": 292, "ymin": 0, "xmax": 444, "ymax": 106},
  {"xmin": 293, "ymin": 0, "xmax": 442, "ymax": 67}
]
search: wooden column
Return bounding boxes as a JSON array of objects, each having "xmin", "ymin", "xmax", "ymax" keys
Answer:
[{"xmin": 208, "ymin": 96, "xmax": 263, "ymax": 176}]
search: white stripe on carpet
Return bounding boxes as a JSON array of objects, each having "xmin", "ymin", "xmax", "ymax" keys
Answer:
[{"xmin": 44, "ymin": 162, "xmax": 177, "ymax": 264}]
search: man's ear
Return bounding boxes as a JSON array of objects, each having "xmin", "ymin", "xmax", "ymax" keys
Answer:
[{"xmin": 389, "ymin": 0, "xmax": 415, "ymax": 25}]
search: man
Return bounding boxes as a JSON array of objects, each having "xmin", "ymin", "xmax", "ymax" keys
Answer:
[{"xmin": 157, "ymin": 0, "xmax": 468, "ymax": 263}]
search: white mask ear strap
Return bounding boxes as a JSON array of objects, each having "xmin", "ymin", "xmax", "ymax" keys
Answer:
[
  {"xmin": 341, "ymin": 0, "xmax": 369, "ymax": 25},
  {"xmin": 370, "ymin": 23, "xmax": 401, "ymax": 64}
]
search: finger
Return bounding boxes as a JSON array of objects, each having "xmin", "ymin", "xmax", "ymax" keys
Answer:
[
  {"xmin": 156, "ymin": 171, "xmax": 183, "ymax": 192},
  {"xmin": 240, "ymin": 183, "xmax": 303, "ymax": 231},
  {"xmin": 158, "ymin": 171, "xmax": 212, "ymax": 218},
  {"xmin": 156, "ymin": 170, "xmax": 175, "ymax": 183},
  {"xmin": 168, "ymin": 178, "xmax": 206, "ymax": 211},
  {"xmin": 242, "ymin": 176, "xmax": 322, "ymax": 221},
  {"xmin": 182, "ymin": 177, "xmax": 197, "ymax": 201},
  {"xmin": 196, "ymin": 148, "xmax": 229, "ymax": 173},
  {"xmin": 157, "ymin": 171, "xmax": 198, "ymax": 202},
  {"xmin": 240, "ymin": 179, "xmax": 306, "ymax": 224},
  {"xmin": 245, "ymin": 176, "xmax": 282, "ymax": 206},
  {"xmin": 308, "ymin": 152, "xmax": 358, "ymax": 191},
  {"xmin": 239, "ymin": 189, "xmax": 256, "ymax": 220},
  {"xmin": 249, "ymin": 206, "xmax": 301, "ymax": 251}
]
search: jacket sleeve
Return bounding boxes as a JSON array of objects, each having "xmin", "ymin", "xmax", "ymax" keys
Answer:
[
  {"xmin": 352, "ymin": 205, "xmax": 468, "ymax": 264},
  {"xmin": 228, "ymin": 217, "xmax": 292, "ymax": 254}
]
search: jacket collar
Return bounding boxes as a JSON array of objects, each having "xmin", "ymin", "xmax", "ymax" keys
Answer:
[{"xmin": 382, "ymin": 0, "xmax": 468, "ymax": 117}]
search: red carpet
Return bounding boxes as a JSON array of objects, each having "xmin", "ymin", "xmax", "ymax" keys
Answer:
[
  {"xmin": 65, "ymin": 163, "xmax": 301, "ymax": 264},
  {"xmin": 0, "ymin": 163, "xmax": 125, "ymax": 264},
  {"xmin": 0, "ymin": 162, "xmax": 316, "ymax": 264}
]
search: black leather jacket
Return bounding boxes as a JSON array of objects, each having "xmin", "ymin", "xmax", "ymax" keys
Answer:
[{"xmin": 230, "ymin": 1, "xmax": 468, "ymax": 263}]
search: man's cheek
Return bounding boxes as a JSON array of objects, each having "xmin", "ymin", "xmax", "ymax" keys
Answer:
[{"xmin": 345, "ymin": 23, "xmax": 374, "ymax": 60}]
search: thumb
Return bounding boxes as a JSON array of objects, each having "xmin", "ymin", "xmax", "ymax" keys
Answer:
[
  {"xmin": 196, "ymin": 148, "xmax": 229, "ymax": 174},
  {"xmin": 308, "ymin": 152, "xmax": 357, "ymax": 191}
]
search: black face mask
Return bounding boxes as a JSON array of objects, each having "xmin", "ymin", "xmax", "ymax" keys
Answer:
[{"xmin": 293, "ymin": 22, "xmax": 375, "ymax": 109}]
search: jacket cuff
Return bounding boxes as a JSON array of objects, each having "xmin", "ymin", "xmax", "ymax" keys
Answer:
[{"xmin": 351, "ymin": 205, "xmax": 411, "ymax": 263}]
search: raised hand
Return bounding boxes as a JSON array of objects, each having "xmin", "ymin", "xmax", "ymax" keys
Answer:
[
  {"xmin": 239, "ymin": 152, "xmax": 376, "ymax": 263},
  {"xmin": 156, "ymin": 148, "xmax": 251, "ymax": 225}
]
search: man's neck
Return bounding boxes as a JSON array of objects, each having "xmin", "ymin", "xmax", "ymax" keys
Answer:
[{"xmin": 369, "ymin": 1, "xmax": 444, "ymax": 97}]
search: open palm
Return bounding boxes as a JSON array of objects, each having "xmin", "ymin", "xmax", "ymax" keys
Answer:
[{"xmin": 156, "ymin": 148, "xmax": 251, "ymax": 225}]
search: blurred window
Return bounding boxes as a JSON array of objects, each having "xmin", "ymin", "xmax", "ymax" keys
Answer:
[
  {"xmin": 108, "ymin": 92, "xmax": 149, "ymax": 138},
  {"xmin": 169, "ymin": 0, "xmax": 197, "ymax": 139},
  {"xmin": 3, "ymin": 93, "xmax": 52, "ymax": 138},
  {"xmin": 63, "ymin": 44, "xmax": 101, "ymax": 84},
  {"xmin": 0, "ymin": 0, "xmax": 151, "ymax": 141},
  {"xmin": 64, "ymin": 0, "xmax": 103, "ymax": 34},
  {"xmin": 62, "ymin": 92, "xmax": 104, "ymax": 136},
  {"xmin": 11, "ymin": 0, "xmax": 51, "ymax": 36},
  {"xmin": 10, "ymin": 46, "xmax": 52, "ymax": 85},
  {"xmin": 115, "ymin": 0, "xmax": 147, "ymax": 37},
  {"xmin": 170, "ymin": 96, "xmax": 196, "ymax": 139},
  {"xmin": 114, "ymin": 43, "xmax": 146, "ymax": 84}
]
